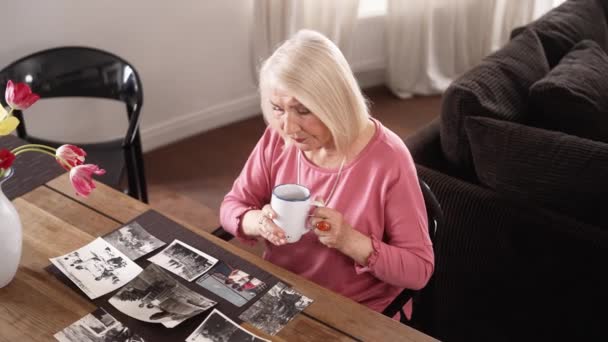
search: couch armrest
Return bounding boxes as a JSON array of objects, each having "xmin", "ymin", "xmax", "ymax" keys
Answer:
[
  {"xmin": 416, "ymin": 164, "xmax": 608, "ymax": 341},
  {"xmin": 406, "ymin": 118, "xmax": 476, "ymax": 181},
  {"xmin": 510, "ymin": 25, "xmax": 526, "ymax": 40},
  {"xmin": 404, "ymin": 118, "xmax": 459, "ymax": 174},
  {"xmin": 404, "ymin": 118, "xmax": 442, "ymax": 167}
]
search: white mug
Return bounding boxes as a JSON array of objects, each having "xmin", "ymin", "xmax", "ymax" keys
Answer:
[{"xmin": 270, "ymin": 184, "xmax": 320, "ymax": 243}]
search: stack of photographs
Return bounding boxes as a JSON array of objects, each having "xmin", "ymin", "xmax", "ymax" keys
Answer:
[
  {"xmin": 54, "ymin": 308, "xmax": 145, "ymax": 342},
  {"xmin": 49, "ymin": 222, "xmax": 169, "ymax": 300},
  {"xmin": 186, "ymin": 309, "xmax": 269, "ymax": 342},
  {"xmin": 196, "ymin": 261, "xmax": 267, "ymax": 307},
  {"xmin": 50, "ymin": 238, "xmax": 143, "ymax": 299},
  {"xmin": 102, "ymin": 222, "xmax": 166, "ymax": 260},
  {"xmin": 239, "ymin": 282, "xmax": 313, "ymax": 335},
  {"xmin": 51, "ymin": 218, "xmax": 312, "ymax": 339},
  {"xmin": 148, "ymin": 240, "xmax": 218, "ymax": 282},
  {"xmin": 108, "ymin": 264, "xmax": 217, "ymax": 328}
]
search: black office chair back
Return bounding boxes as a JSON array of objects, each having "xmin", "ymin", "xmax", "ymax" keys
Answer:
[
  {"xmin": 0, "ymin": 46, "xmax": 147, "ymax": 202},
  {"xmin": 382, "ymin": 179, "xmax": 442, "ymax": 322},
  {"xmin": 420, "ymin": 179, "xmax": 441, "ymax": 242}
]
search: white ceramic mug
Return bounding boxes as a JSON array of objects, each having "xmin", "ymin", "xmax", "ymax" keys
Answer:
[{"xmin": 270, "ymin": 184, "xmax": 320, "ymax": 243}]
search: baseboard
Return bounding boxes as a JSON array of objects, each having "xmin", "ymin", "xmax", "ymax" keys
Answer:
[
  {"xmin": 357, "ymin": 68, "xmax": 386, "ymax": 89},
  {"xmin": 352, "ymin": 58, "xmax": 386, "ymax": 89},
  {"xmin": 142, "ymin": 93, "xmax": 261, "ymax": 152}
]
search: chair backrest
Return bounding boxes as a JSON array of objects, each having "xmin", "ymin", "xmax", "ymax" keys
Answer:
[
  {"xmin": 419, "ymin": 179, "xmax": 441, "ymax": 243},
  {"xmin": 0, "ymin": 46, "xmax": 143, "ymax": 146},
  {"xmin": 382, "ymin": 178, "xmax": 442, "ymax": 322},
  {"xmin": 0, "ymin": 47, "xmax": 147, "ymax": 202}
]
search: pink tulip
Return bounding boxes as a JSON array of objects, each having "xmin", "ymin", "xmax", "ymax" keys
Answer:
[
  {"xmin": 5, "ymin": 80, "xmax": 40, "ymax": 110},
  {"xmin": 69, "ymin": 164, "xmax": 106, "ymax": 197},
  {"xmin": 55, "ymin": 144, "xmax": 86, "ymax": 170}
]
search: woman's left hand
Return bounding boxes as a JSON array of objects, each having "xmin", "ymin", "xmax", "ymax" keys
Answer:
[{"xmin": 310, "ymin": 206, "xmax": 353, "ymax": 250}]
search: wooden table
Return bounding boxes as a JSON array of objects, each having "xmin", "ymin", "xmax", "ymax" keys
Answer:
[{"xmin": 0, "ymin": 174, "xmax": 437, "ymax": 342}]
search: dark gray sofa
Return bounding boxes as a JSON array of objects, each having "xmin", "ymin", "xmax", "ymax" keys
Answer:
[{"xmin": 406, "ymin": 1, "xmax": 608, "ymax": 340}]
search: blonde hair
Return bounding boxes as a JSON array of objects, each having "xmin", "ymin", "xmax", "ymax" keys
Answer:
[{"xmin": 259, "ymin": 29, "xmax": 370, "ymax": 155}]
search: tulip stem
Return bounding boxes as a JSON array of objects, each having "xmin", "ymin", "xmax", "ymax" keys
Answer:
[
  {"xmin": 11, "ymin": 143, "xmax": 57, "ymax": 153},
  {"xmin": 12, "ymin": 147, "xmax": 57, "ymax": 158},
  {"xmin": 11, "ymin": 147, "xmax": 70, "ymax": 170}
]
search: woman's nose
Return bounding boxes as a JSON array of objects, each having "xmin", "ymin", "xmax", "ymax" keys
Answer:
[{"xmin": 282, "ymin": 112, "xmax": 300, "ymax": 134}]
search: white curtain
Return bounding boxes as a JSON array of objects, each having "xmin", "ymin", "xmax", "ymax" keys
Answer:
[
  {"xmin": 250, "ymin": 0, "xmax": 360, "ymax": 84},
  {"xmin": 386, "ymin": 0, "xmax": 565, "ymax": 98}
]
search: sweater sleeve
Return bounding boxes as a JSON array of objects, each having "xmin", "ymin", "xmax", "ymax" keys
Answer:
[
  {"xmin": 219, "ymin": 127, "xmax": 275, "ymax": 243},
  {"xmin": 355, "ymin": 159, "xmax": 435, "ymax": 290}
]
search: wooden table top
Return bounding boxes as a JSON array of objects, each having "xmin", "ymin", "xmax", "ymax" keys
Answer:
[{"xmin": 0, "ymin": 174, "xmax": 437, "ymax": 342}]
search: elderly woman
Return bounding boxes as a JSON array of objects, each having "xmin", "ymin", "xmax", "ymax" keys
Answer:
[{"xmin": 220, "ymin": 30, "xmax": 434, "ymax": 318}]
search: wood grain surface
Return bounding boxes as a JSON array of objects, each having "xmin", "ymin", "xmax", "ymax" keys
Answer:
[{"xmin": 0, "ymin": 175, "xmax": 437, "ymax": 342}]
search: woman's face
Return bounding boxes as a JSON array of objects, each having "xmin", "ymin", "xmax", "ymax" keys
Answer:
[{"xmin": 269, "ymin": 88, "xmax": 334, "ymax": 152}]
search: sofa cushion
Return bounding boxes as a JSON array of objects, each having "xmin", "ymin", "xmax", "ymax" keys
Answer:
[
  {"xmin": 529, "ymin": 0, "xmax": 608, "ymax": 67},
  {"xmin": 529, "ymin": 40, "xmax": 608, "ymax": 143},
  {"xmin": 440, "ymin": 29, "xmax": 549, "ymax": 173},
  {"xmin": 465, "ymin": 116, "xmax": 608, "ymax": 225}
]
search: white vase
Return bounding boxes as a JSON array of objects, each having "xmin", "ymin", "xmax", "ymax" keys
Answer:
[{"xmin": 0, "ymin": 168, "xmax": 23, "ymax": 288}]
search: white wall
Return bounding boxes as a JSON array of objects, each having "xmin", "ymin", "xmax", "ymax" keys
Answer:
[{"xmin": 0, "ymin": 1, "xmax": 386, "ymax": 152}]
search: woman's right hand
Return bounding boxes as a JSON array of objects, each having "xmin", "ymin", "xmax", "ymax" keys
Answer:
[{"xmin": 241, "ymin": 205, "xmax": 287, "ymax": 246}]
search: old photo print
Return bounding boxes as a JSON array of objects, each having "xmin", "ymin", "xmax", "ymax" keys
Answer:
[
  {"xmin": 108, "ymin": 264, "xmax": 217, "ymax": 328},
  {"xmin": 54, "ymin": 307, "xmax": 145, "ymax": 342},
  {"xmin": 148, "ymin": 240, "xmax": 218, "ymax": 281},
  {"xmin": 50, "ymin": 237, "xmax": 143, "ymax": 299},
  {"xmin": 103, "ymin": 222, "xmax": 166, "ymax": 260},
  {"xmin": 196, "ymin": 262, "xmax": 267, "ymax": 307},
  {"xmin": 186, "ymin": 309, "xmax": 270, "ymax": 342},
  {"xmin": 239, "ymin": 282, "xmax": 313, "ymax": 335}
]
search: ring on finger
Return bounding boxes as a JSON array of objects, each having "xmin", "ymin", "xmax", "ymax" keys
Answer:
[{"xmin": 315, "ymin": 220, "xmax": 331, "ymax": 231}]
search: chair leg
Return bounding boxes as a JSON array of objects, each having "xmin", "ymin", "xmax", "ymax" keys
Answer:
[
  {"xmin": 133, "ymin": 132, "xmax": 148, "ymax": 203},
  {"xmin": 124, "ymin": 147, "xmax": 139, "ymax": 201},
  {"xmin": 399, "ymin": 308, "xmax": 408, "ymax": 324}
]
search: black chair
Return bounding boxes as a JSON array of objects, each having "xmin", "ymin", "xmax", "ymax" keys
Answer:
[
  {"xmin": 0, "ymin": 47, "xmax": 148, "ymax": 202},
  {"xmin": 212, "ymin": 223, "xmax": 235, "ymax": 241},
  {"xmin": 381, "ymin": 179, "xmax": 441, "ymax": 325}
]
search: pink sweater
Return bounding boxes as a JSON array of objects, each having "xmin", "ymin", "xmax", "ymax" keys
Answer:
[{"xmin": 220, "ymin": 118, "xmax": 434, "ymax": 315}]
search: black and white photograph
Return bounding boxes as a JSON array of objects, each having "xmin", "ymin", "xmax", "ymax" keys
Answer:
[
  {"xmin": 50, "ymin": 238, "xmax": 143, "ymax": 299},
  {"xmin": 186, "ymin": 309, "xmax": 270, "ymax": 342},
  {"xmin": 196, "ymin": 262, "xmax": 267, "ymax": 307},
  {"xmin": 54, "ymin": 307, "xmax": 145, "ymax": 342},
  {"xmin": 239, "ymin": 282, "xmax": 313, "ymax": 335},
  {"xmin": 103, "ymin": 222, "xmax": 166, "ymax": 260},
  {"xmin": 148, "ymin": 240, "xmax": 218, "ymax": 282},
  {"xmin": 108, "ymin": 264, "xmax": 217, "ymax": 328}
]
